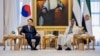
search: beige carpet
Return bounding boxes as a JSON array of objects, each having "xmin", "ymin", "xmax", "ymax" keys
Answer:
[{"xmin": 0, "ymin": 46, "xmax": 100, "ymax": 56}]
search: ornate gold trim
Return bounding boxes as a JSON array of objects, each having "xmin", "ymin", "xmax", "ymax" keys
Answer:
[{"xmin": 32, "ymin": 0, "xmax": 72, "ymax": 33}]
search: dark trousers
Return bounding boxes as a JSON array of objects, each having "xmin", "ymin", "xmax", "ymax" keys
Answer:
[{"xmin": 26, "ymin": 36, "xmax": 40, "ymax": 48}]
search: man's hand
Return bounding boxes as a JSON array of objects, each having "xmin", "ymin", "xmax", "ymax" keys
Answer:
[
  {"xmin": 36, "ymin": 33, "xmax": 40, "ymax": 36},
  {"xmin": 21, "ymin": 33, "xmax": 25, "ymax": 35}
]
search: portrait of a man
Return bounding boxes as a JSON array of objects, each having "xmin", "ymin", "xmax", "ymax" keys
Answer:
[{"xmin": 37, "ymin": 0, "xmax": 68, "ymax": 26}]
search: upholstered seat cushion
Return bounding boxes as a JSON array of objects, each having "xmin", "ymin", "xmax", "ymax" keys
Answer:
[{"xmin": 31, "ymin": 39, "xmax": 36, "ymax": 42}]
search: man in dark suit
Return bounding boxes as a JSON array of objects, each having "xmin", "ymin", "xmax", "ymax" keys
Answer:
[{"xmin": 20, "ymin": 18, "xmax": 40, "ymax": 50}]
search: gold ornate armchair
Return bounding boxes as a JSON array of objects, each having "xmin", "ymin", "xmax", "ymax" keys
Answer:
[
  {"xmin": 17, "ymin": 26, "xmax": 28, "ymax": 49},
  {"xmin": 72, "ymin": 26, "xmax": 95, "ymax": 50}
]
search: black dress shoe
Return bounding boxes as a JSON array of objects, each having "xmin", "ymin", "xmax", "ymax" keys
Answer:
[
  {"xmin": 57, "ymin": 47, "xmax": 62, "ymax": 50},
  {"xmin": 65, "ymin": 47, "xmax": 71, "ymax": 50},
  {"xmin": 33, "ymin": 48, "xmax": 38, "ymax": 50},
  {"xmin": 31, "ymin": 48, "xmax": 34, "ymax": 50}
]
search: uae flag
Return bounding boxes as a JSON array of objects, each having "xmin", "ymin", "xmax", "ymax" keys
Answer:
[
  {"xmin": 82, "ymin": 0, "xmax": 92, "ymax": 35},
  {"xmin": 72, "ymin": 0, "xmax": 82, "ymax": 26}
]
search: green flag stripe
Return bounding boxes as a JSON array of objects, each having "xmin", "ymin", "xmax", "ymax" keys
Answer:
[
  {"xmin": 86, "ymin": 0, "xmax": 91, "ymax": 16},
  {"xmin": 77, "ymin": 0, "xmax": 81, "ymax": 7}
]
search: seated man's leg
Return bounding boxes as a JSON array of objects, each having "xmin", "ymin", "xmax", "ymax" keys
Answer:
[
  {"xmin": 26, "ymin": 37, "xmax": 33, "ymax": 49},
  {"xmin": 65, "ymin": 34, "xmax": 73, "ymax": 50},
  {"xmin": 66, "ymin": 39, "xmax": 71, "ymax": 50},
  {"xmin": 57, "ymin": 35, "xmax": 62, "ymax": 46},
  {"xmin": 57, "ymin": 35, "xmax": 63, "ymax": 50},
  {"xmin": 33, "ymin": 36, "xmax": 40, "ymax": 49},
  {"xmin": 57, "ymin": 35, "xmax": 67, "ymax": 50}
]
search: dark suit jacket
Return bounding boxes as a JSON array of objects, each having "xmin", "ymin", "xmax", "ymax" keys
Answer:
[{"xmin": 20, "ymin": 25, "xmax": 37, "ymax": 39}]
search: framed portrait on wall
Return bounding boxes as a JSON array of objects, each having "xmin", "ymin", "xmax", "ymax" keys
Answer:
[{"xmin": 36, "ymin": 0, "xmax": 71, "ymax": 26}]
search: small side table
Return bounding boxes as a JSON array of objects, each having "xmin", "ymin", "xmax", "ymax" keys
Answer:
[
  {"xmin": 42, "ymin": 35, "xmax": 57, "ymax": 49},
  {"xmin": 3, "ymin": 34, "xmax": 23, "ymax": 50}
]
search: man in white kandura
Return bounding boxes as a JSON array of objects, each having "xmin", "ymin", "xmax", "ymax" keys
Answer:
[{"xmin": 57, "ymin": 19, "xmax": 83, "ymax": 50}]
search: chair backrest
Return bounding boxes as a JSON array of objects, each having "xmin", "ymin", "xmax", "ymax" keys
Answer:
[
  {"xmin": 17, "ymin": 26, "xmax": 22, "ymax": 35},
  {"xmin": 17, "ymin": 26, "xmax": 26, "ymax": 39}
]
